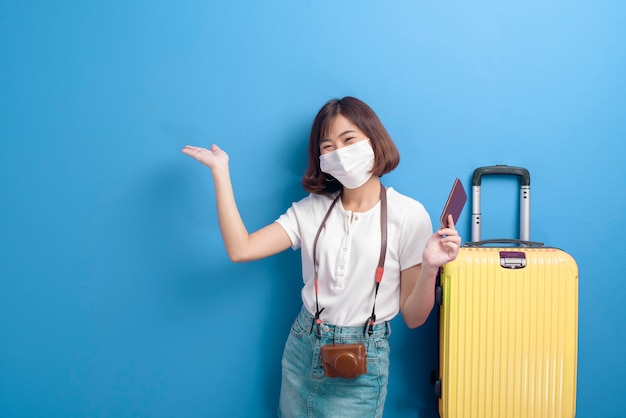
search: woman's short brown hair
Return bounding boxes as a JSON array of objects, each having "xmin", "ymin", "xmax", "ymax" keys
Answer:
[{"xmin": 302, "ymin": 96, "xmax": 400, "ymax": 195}]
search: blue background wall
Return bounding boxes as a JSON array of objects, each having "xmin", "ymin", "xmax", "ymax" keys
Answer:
[{"xmin": 1, "ymin": 1, "xmax": 625, "ymax": 417}]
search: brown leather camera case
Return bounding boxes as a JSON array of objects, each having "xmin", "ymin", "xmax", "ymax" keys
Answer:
[{"xmin": 320, "ymin": 343, "xmax": 367, "ymax": 378}]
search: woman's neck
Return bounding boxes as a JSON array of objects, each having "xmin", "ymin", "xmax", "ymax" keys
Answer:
[{"xmin": 340, "ymin": 177, "xmax": 382, "ymax": 212}]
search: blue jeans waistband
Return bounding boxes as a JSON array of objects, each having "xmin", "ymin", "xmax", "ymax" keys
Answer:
[{"xmin": 297, "ymin": 306, "xmax": 392, "ymax": 342}]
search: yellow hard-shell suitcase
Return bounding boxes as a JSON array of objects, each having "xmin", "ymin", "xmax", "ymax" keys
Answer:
[{"xmin": 436, "ymin": 166, "xmax": 578, "ymax": 418}]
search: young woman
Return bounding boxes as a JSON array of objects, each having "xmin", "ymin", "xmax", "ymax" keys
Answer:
[{"xmin": 182, "ymin": 97, "xmax": 461, "ymax": 418}]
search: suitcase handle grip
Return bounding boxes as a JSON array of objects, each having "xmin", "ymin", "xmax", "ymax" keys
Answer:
[
  {"xmin": 472, "ymin": 165, "xmax": 530, "ymax": 186},
  {"xmin": 465, "ymin": 239, "xmax": 544, "ymax": 247},
  {"xmin": 471, "ymin": 165, "xmax": 531, "ymax": 242}
]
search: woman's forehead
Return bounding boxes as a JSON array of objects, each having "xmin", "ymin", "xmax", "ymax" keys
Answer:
[{"xmin": 321, "ymin": 114, "xmax": 360, "ymax": 139}]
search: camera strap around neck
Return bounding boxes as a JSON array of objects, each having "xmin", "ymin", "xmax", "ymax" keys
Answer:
[{"xmin": 311, "ymin": 183, "xmax": 388, "ymax": 337}]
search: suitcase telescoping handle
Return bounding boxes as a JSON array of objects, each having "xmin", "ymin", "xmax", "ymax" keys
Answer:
[{"xmin": 469, "ymin": 165, "xmax": 541, "ymax": 246}]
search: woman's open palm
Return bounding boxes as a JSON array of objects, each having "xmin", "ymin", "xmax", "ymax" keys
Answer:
[{"xmin": 181, "ymin": 144, "xmax": 229, "ymax": 170}]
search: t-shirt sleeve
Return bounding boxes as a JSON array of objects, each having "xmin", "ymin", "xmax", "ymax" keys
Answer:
[
  {"xmin": 275, "ymin": 195, "xmax": 316, "ymax": 251},
  {"xmin": 275, "ymin": 205, "xmax": 301, "ymax": 250},
  {"xmin": 399, "ymin": 200, "xmax": 433, "ymax": 271}
]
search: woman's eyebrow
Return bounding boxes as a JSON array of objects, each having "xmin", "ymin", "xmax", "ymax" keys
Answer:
[
  {"xmin": 338, "ymin": 130, "xmax": 358, "ymax": 137},
  {"xmin": 321, "ymin": 130, "xmax": 358, "ymax": 142}
]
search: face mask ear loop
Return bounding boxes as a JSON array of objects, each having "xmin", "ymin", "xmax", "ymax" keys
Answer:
[{"xmin": 310, "ymin": 192, "xmax": 342, "ymax": 338}]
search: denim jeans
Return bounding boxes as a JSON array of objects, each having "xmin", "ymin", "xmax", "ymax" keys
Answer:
[{"xmin": 278, "ymin": 306, "xmax": 392, "ymax": 418}]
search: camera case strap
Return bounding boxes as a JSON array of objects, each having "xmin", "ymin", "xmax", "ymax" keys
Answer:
[{"xmin": 311, "ymin": 182, "xmax": 388, "ymax": 338}]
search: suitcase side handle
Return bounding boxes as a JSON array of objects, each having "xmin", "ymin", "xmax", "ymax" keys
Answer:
[{"xmin": 471, "ymin": 165, "xmax": 531, "ymax": 242}]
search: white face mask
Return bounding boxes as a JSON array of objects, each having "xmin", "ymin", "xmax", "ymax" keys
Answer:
[{"xmin": 319, "ymin": 139, "xmax": 375, "ymax": 189}]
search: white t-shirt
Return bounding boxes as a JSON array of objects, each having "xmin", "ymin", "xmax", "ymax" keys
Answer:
[{"xmin": 275, "ymin": 187, "xmax": 432, "ymax": 326}]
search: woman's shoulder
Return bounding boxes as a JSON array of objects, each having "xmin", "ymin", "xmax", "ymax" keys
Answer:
[
  {"xmin": 386, "ymin": 187, "xmax": 433, "ymax": 235},
  {"xmin": 386, "ymin": 187, "xmax": 426, "ymax": 210}
]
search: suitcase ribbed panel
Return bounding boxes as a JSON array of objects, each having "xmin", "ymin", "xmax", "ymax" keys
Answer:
[{"xmin": 439, "ymin": 247, "xmax": 578, "ymax": 418}]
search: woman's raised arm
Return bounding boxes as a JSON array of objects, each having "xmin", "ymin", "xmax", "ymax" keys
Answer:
[{"xmin": 182, "ymin": 144, "xmax": 292, "ymax": 262}]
